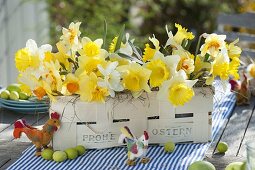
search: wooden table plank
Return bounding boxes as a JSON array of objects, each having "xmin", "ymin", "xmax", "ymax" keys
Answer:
[
  {"xmin": 238, "ymin": 99, "xmax": 255, "ymax": 157},
  {"xmin": 215, "ymin": 98, "xmax": 255, "ymax": 156},
  {"xmin": 0, "ymin": 141, "xmax": 31, "ymax": 169}
]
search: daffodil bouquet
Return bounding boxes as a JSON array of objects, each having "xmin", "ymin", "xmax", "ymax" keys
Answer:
[{"xmin": 15, "ymin": 22, "xmax": 241, "ymax": 106}]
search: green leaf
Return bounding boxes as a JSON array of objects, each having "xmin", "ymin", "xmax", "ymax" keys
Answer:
[
  {"xmin": 204, "ymin": 53, "xmax": 210, "ymax": 62},
  {"xmin": 181, "ymin": 39, "xmax": 188, "ymax": 48},
  {"xmin": 59, "ymin": 62, "xmax": 67, "ymax": 71},
  {"xmin": 115, "ymin": 24, "xmax": 125, "ymax": 52},
  {"xmin": 118, "ymin": 52, "xmax": 143, "ymax": 65},
  {"xmin": 60, "ymin": 71, "xmax": 69, "ymax": 75},
  {"xmin": 185, "ymin": 40, "xmax": 192, "ymax": 50},
  {"xmin": 102, "ymin": 19, "xmax": 107, "ymax": 49}
]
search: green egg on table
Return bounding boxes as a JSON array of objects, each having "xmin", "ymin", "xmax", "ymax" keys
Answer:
[
  {"xmin": 65, "ymin": 148, "xmax": 78, "ymax": 160},
  {"xmin": 217, "ymin": 142, "xmax": 228, "ymax": 153},
  {"xmin": 188, "ymin": 161, "xmax": 216, "ymax": 170},
  {"xmin": 41, "ymin": 149, "xmax": 54, "ymax": 160},
  {"xmin": 74, "ymin": 145, "xmax": 86, "ymax": 156},
  {"xmin": 225, "ymin": 161, "xmax": 246, "ymax": 170},
  {"xmin": 164, "ymin": 141, "xmax": 175, "ymax": 153},
  {"xmin": 53, "ymin": 151, "xmax": 67, "ymax": 162}
]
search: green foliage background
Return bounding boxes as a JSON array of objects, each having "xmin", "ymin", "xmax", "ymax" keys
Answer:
[{"xmin": 46, "ymin": 0, "xmax": 240, "ymax": 51}]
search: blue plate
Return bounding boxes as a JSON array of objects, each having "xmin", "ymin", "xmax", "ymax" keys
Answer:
[
  {"xmin": 0, "ymin": 99, "xmax": 49, "ymax": 108},
  {"xmin": 0, "ymin": 98, "xmax": 49, "ymax": 104},
  {"xmin": 1, "ymin": 103, "xmax": 48, "ymax": 113}
]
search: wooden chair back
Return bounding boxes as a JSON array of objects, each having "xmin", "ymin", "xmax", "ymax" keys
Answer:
[{"xmin": 217, "ymin": 12, "xmax": 255, "ymax": 62}]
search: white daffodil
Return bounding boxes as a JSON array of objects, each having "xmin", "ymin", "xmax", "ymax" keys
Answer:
[
  {"xmin": 26, "ymin": 39, "xmax": 52, "ymax": 60},
  {"xmin": 60, "ymin": 22, "xmax": 81, "ymax": 52},
  {"xmin": 119, "ymin": 33, "xmax": 133, "ymax": 56},
  {"xmin": 79, "ymin": 37, "xmax": 108, "ymax": 58},
  {"xmin": 97, "ymin": 61, "xmax": 124, "ymax": 97},
  {"xmin": 165, "ymin": 25, "xmax": 184, "ymax": 50},
  {"xmin": 157, "ymin": 70, "xmax": 198, "ymax": 106},
  {"xmin": 200, "ymin": 33, "xmax": 226, "ymax": 57},
  {"xmin": 247, "ymin": 63, "xmax": 255, "ymax": 80}
]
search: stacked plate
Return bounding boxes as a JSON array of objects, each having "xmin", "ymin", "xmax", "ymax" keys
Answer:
[{"xmin": 0, "ymin": 89, "xmax": 49, "ymax": 114}]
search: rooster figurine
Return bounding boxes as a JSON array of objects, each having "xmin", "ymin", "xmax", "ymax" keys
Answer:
[
  {"xmin": 13, "ymin": 112, "xmax": 60, "ymax": 156},
  {"xmin": 118, "ymin": 126, "xmax": 150, "ymax": 166},
  {"xmin": 229, "ymin": 73, "xmax": 251, "ymax": 105}
]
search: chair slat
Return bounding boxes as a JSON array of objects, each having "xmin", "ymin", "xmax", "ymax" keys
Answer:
[
  {"xmin": 217, "ymin": 12, "xmax": 255, "ymax": 29},
  {"xmin": 242, "ymin": 48, "xmax": 255, "ymax": 58},
  {"xmin": 216, "ymin": 31, "xmax": 255, "ymax": 43}
]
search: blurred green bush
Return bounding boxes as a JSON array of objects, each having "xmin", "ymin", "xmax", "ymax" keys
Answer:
[{"xmin": 46, "ymin": 0, "xmax": 240, "ymax": 51}]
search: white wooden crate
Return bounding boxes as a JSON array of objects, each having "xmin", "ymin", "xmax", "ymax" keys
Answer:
[{"xmin": 50, "ymin": 87, "xmax": 213, "ymax": 150}]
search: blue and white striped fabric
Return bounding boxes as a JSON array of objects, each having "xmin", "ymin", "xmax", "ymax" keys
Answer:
[{"xmin": 7, "ymin": 83, "xmax": 236, "ymax": 170}]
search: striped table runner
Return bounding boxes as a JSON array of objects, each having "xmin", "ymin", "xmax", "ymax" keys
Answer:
[{"xmin": 7, "ymin": 83, "xmax": 236, "ymax": 170}]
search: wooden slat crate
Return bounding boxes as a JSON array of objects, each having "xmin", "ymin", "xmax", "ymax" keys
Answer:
[{"xmin": 50, "ymin": 87, "xmax": 213, "ymax": 150}]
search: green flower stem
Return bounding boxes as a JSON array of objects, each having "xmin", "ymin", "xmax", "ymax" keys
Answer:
[{"xmin": 194, "ymin": 35, "xmax": 203, "ymax": 63}]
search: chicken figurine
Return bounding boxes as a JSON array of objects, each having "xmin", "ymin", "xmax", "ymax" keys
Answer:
[
  {"xmin": 229, "ymin": 73, "xmax": 251, "ymax": 105},
  {"xmin": 118, "ymin": 126, "xmax": 150, "ymax": 166},
  {"xmin": 13, "ymin": 112, "xmax": 60, "ymax": 156}
]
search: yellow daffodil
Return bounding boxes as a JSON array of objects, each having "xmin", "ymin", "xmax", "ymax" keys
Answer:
[
  {"xmin": 146, "ymin": 55, "xmax": 180, "ymax": 87},
  {"xmin": 165, "ymin": 26, "xmax": 183, "ymax": 50},
  {"xmin": 206, "ymin": 50, "xmax": 230, "ymax": 85},
  {"xmin": 79, "ymin": 37, "xmax": 108, "ymax": 58},
  {"xmin": 98, "ymin": 61, "xmax": 124, "ymax": 97},
  {"xmin": 60, "ymin": 22, "xmax": 81, "ymax": 51},
  {"xmin": 109, "ymin": 53, "xmax": 130, "ymax": 66},
  {"xmin": 76, "ymin": 56, "xmax": 106, "ymax": 76},
  {"xmin": 174, "ymin": 23, "xmax": 194, "ymax": 44},
  {"xmin": 146, "ymin": 59, "xmax": 169, "ymax": 87},
  {"xmin": 200, "ymin": 33, "xmax": 226, "ymax": 57},
  {"xmin": 63, "ymin": 73, "xmax": 80, "ymax": 94},
  {"xmin": 109, "ymin": 37, "xmax": 118, "ymax": 53},
  {"xmin": 43, "ymin": 61, "xmax": 63, "ymax": 93},
  {"xmin": 228, "ymin": 57, "xmax": 240, "ymax": 80},
  {"xmin": 15, "ymin": 39, "xmax": 52, "ymax": 71},
  {"xmin": 247, "ymin": 63, "xmax": 255, "ymax": 80},
  {"xmin": 190, "ymin": 55, "xmax": 211, "ymax": 79},
  {"xmin": 109, "ymin": 34, "xmax": 133, "ymax": 55},
  {"xmin": 142, "ymin": 37, "xmax": 161, "ymax": 62},
  {"xmin": 79, "ymin": 72, "xmax": 109, "ymax": 102},
  {"xmin": 18, "ymin": 71, "xmax": 55, "ymax": 101},
  {"xmin": 117, "ymin": 63, "xmax": 151, "ymax": 97},
  {"xmin": 173, "ymin": 49, "xmax": 195, "ymax": 74},
  {"xmin": 227, "ymin": 38, "xmax": 242, "ymax": 59},
  {"xmin": 157, "ymin": 70, "xmax": 198, "ymax": 106}
]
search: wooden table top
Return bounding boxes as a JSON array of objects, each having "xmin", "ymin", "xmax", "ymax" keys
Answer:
[{"xmin": 0, "ymin": 97, "xmax": 254, "ymax": 170}]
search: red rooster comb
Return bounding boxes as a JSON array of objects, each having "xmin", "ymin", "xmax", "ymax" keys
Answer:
[
  {"xmin": 144, "ymin": 131, "xmax": 149, "ymax": 140},
  {"xmin": 51, "ymin": 112, "xmax": 60, "ymax": 120}
]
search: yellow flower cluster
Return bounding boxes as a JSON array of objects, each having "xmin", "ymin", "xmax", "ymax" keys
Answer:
[{"xmin": 14, "ymin": 22, "xmax": 242, "ymax": 106}]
